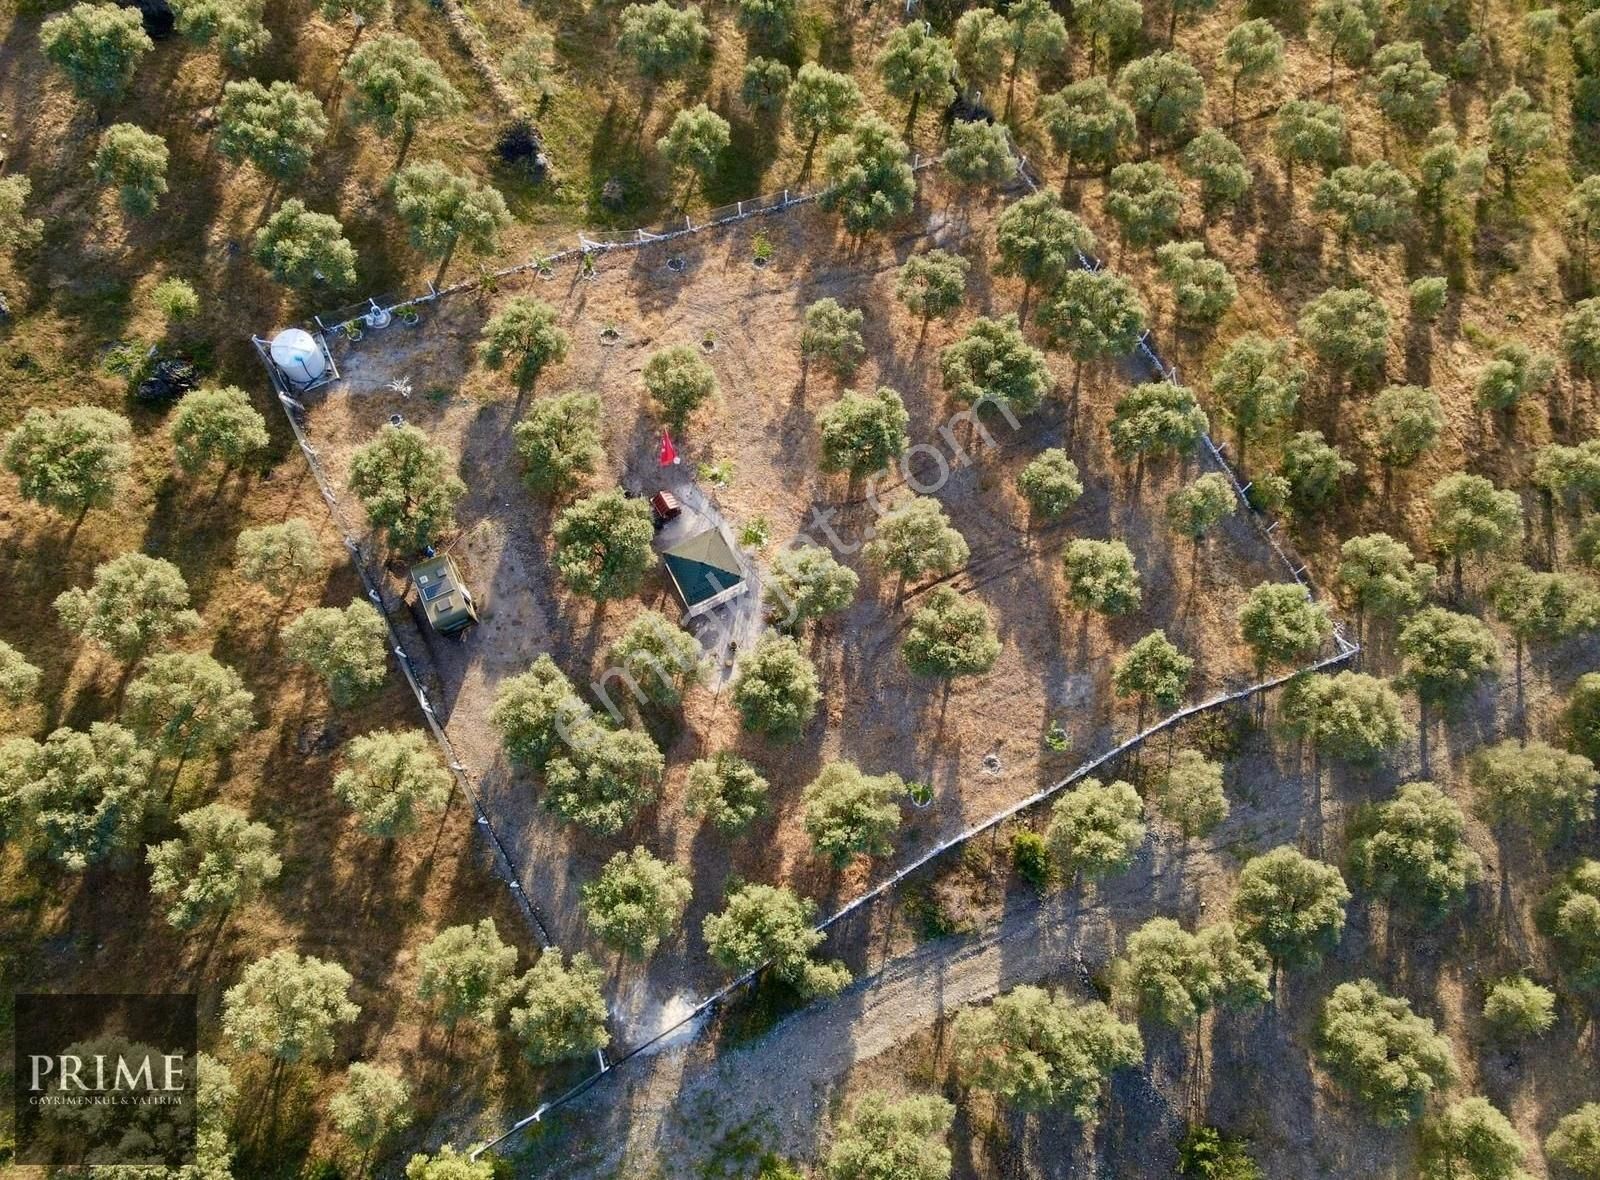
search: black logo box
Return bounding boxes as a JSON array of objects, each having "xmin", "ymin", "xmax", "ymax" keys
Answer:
[{"xmin": 12, "ymin": 993, "xmax": 198, "ymax": 1166}]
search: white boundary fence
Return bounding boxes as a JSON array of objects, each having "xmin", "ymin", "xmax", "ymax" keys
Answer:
[{"xmin": 261, "ymin": 140, "xmax": 1359, "ymax": 1160}]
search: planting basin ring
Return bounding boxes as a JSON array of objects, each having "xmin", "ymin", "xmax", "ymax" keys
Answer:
[
  {"xmin": 365, "ymin": 304, "xmax": 393, "ymax": 330},
  {"xmin": 667, "ymin": 256, "xmax": 687, "ymax": 273},
  {"xmin": 700, "ymin": 338, "xmax": 717, "ymax": 352},
  {"xmin": 753, "ymin": 255, "xmax": 769, "ymax": 269},
  {"xmin": 907, "ymin": 782, "xmax": 934, "ymax": 808},
  {"xmin": 536, "ymin": 265, "xmax": 555, "ymax": 280},
  {"xmin": 599, "ymin": 327, "xmax": 620, "ymax": 344},
  {"xmin": 389, "ymin": 413, "xmax": 405, "ymax": 426},
  {"xmin": 399, "ymin": 308, "xmax": 421, "ymax": 326}
]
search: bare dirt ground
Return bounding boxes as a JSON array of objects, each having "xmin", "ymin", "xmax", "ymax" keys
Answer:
[{"xmin": 294, "ymin": 171, "xmax": 1310, "ymax": 1055}]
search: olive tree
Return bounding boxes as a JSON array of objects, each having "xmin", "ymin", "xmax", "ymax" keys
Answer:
[
  {"xmin": 513, "ymin": 391, "xmax": 603, "ymax": 498},
  {"xmin": 1369, "ymin": 42, "xmax": 1445, "ymax": 135},
  {"xmin": 1311, "ymin": 0, "xmax": 1377, "ymax": 81},
  {"xmin": 1232, "ymin": 845, "xmax": 1350, "ymax": 972},
  {"xmin": 416, "ymin": 918, "xmax": 519, "ymax": 1030},
  {"xmin": 405, "ymin": 1147, "xmax": 494, "ymax": 1180},
  {"xmin": 644, "ymin": 344, "xmax": 717, "ymax": 430},
  {"xmin": 1314, "ymin": 161, "xmax": 1416, "ymax": 242},
  {"xmin": 864, "ymin": 497, "xmax": 969, "ymax": 588},
  {"xmin": 732, "ymin": 635, "xmax": 821, "ymax": 740},
  {"xmin": 542, "ymin": 719, "xmax": 663, "ymax": 835},
  {"xmin": 741, "ymin": 57, "xmax": 791, "ymax": 113},
  {"xmin": 902, "ymin": 586, "xmax": 1000, "ymax": 679},
  {"xmin": 1368, "ymin": 384, "xmax": 1443, "ymax": 467},
  {"xmin": 218, "ymin": 78, "xmax": 328, "ymax": 179},
  {"xmin": 764, "ymin": 544, "xmax": 859, "ymax": 629},
  {"xmin": 582, "ymin": 846, "xmax": 692, "ymax": 958},
  {"xmin": 1166, "ymin": 473, "xmax": 1235, "ymax": 543},
  {"xmin": 1487, "ymin": 87, "xmax": 1552, "ymax": 196},
  {"xmin": 1346, "ymin": 782, "xmax": 1480, "ymax": 920},
  {"xmin": 1471, "ymin": 739, "xmax": 1598, "ymax": 843},
  {"xmin": 1564, "ymin": 298, "xmax": 1600, "ymax": 377},
  {"xmin": 478, "ymin": 297, "xmax": 570, "ymax": 389},
  {"xmin": 1221, "ymin": 19, "xmax": 1284, "ymax": 121},
  {"xmin": 1180, "ymin": 130, "xmax": 1251, "ymax": 213},
  {"xmin": 1062, "ymin": 539, "xmax": 1141, "ymax": 615},
  {"xmin": 942, "ymin": 120, "xmax": 1015, "ymax": 188},
  {"xmin": 1108, "ymin": 382, "xmax": 1207, "ymax": 470},
  {"xmin": 1317, "ymin": 979, "xmax": 1455, "ymax": 1125},
  {"xmin": 995, "ymin": 193, "xmax": 1094, "ymax": 309},
  {"xmin": 1279, "ymin": 430, "xmax": 1354, "ymax": 511},
  {"xmin": 1001, "ymin": 0, "xmax": 1068, "ymax": 114},
  {"xmin": 0, "ymin": 723, "xmax": 154, "ymax": 871},
  {"xmin": 684, "ymin": 752, "xmax": 770, "ymax": 833},
  {"xmin": 1036, "ymin": 268, "xmax": 1146, "ymax": 396},
  {"xmin": 1118, "ymin": 51, "xmax": 1206, "ymax": 148},
  {"xmin": 329, "ymin": 1064, "xmax": 411, "ymax": 1168},
  {"xmin": 171, "ymin": 0, "xmax": 271, "ymax": 67},
  {"xmin": 606, "ymin": 610, "xmax": 704, "ymax": 710},
  {"xmin": 1046, "ymin": 778, "xmax": 1146, "ymax": 881},
  {"xmin": 940, "ymin": 315, "xmax": 1052, "ymax": 417},
  {"xmin": 1272, "ymin": 100, "xmax": 1344, "ymax": 184},
  {"xmin": 552, "ymin": 489, "xmax": 655, "ymax": 602},
  {"xmin": 1547, "ymin": 1104, "xmax": 1600, "ymax": 1176},
  {"xmin": 1105, "ymin": 162, "xmax": 1184, "ymax": 249},
  {"xmin": 788, "ymin": 64, "xmax": 861, "ymax": 156},
  {"xmin": 1337, "ymin": 533, "xmax": 1434, "ymax": 627},
  {"xmin": 391, "ymin": 162, "xmax": 510, "ymax": 280},
  {"xmin": 348, "ymin": 423, "xmax": 464, "ymax": 551},
  {"xmin": 1476, "ymin": 343, "xmax": 1555, "ymax": 413},
  {"xmin": 490, "ymin": 655, "xmax": 585, "ymax": 769},
  {"xmin": 1237, "ymin": 582, "xmax": 1333, "ymax": 672},
  {"xmin": 147, "ymin": 803, "xmax": 281, "ymax": 929},
  {"xmin": 333, "ymin": 729, "xmax": 452, "ymax": 839},
  {"xmin": 1482, "ymin": 977, "xmax": 1555, "ymax": 1040},
  {"xmin": 951, "ymin": 986, "xmax": 1142, "ymax": 1119},
  {"xmin": 222, "ymin": 950, "xmax": 360, "ymax": 1066},
  {"xmin": 1076, "ymin": 0, "xmax": 1142, "ymax": 75},
  {"xmin": 252, "ymin": 199, "xmax": 358, "ymax": 290},
  {"xmin": 0, "ymin": 641, "xmax": 41, "ymax": 707},
  {"xmin": 0, "ymin": 176, "xmax": 43, "ymax": 257},
  {"xmin": 702, "ymin": 883, "xmax": 850, "ymax": 997},
  {"xmin": 93, "ymin": 123, "xmax": 168, "ymax": 215},
  {"xmin": 1017, "ymin": 449, "xmax": 1083, "ymax": 523},
  {"xmin": 800, "ymin": 298, "xmax": 866, "ymax": 377},
  {"xmin": 56, "ymin": 553, "xmax": 201, "ymax": 664},
  {"xmin": 125, "ymin": 652, "xmax": 255, "ymax": 763},
  {"xmin": 1420, "ymin": 1098, "xmax": 1526, "ymax": 1180},
  {"xmin": 508, "ymin": 949, "xmax": 609, "ymax": 1064},
  {"xmin": 1154, "ymin": 749, "xmax": 1229, "ymax": 839},
  {"xmin": 1039, "ymin": 77, "xmax": 1135, "ymax": 187},
  {"xmin": 1396, "ymin": 607, "xmax": 1500, "ymax": 710},
  {"xmin": 1429, "ymin": 473, "xmax": 1523, "ymax": 590},
  {"xmin": 280, "ymin": 600, "xmax": 389, "ymax": 705},
  {"xmin": 1114, "ymin": 917, "xmax": 1270, "ymax": 1030},
  {"xmin": 658, "ymin": 104, "xmax": 730, "ymax": 197},
  {"xmin": 1298, "ymin": 287, "xmax": 1390, "ymax": 383},
  {"xmin": 1155, "ymin": 241, "xmax": 1237, "ymax": 324},
  {"xmin": 169, "ymin": 386, "xmax": 270, "ymax": 476},
  {"xmin": 820, "ymin": 115, "xmax": 916, "ymax": 237},
  {"xmin": 617, "ymin": 1, "xmax": 707, "ymax": 85},
  {"xmin": 1207, "ymin": 335, "xmax": 1304, "ymax": 468},
  {"xmin": 736, "ymin": 0, "xmax": 794, "ymax": 46},
  {"xmin": 342, "ymin": 33, "xmax": 463, "ymax": 154},
  {"xmin": 40, "ymin": 2, "xmax": 152, "ymax": 103},
  {"xmin": 1113, "ymin": 630, "xmax": 1193, "ymax": 714},
  {"xmin": 4, "ymin": 405, "xmax": 132, "ymax": 519},
  {"xmin": 802, "ymin": 760, "xmax": 905, "ymax": 867},
  {"xmin": 896, "ymin": 250, "xmax": 969, "ymax": 325},
  {"xmin": 818, "ymin": 387, "xmax": 909, "ymax": 478},
  {"xmin": 877, "ymin": 22, "xmax": 957, "ymax": 123},
  {"xmin": 824, "ymin": 1092, "xmax": 954, "ymax": 1180},
  {"xmin": 1566, "ymin": 674, "xmax": 1600, "ymax": 764}
]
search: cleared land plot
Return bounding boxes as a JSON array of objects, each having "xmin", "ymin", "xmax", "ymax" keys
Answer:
[{"xmin": 295, "ymin": 173, "xmax": 1324, "ymax": 1046}]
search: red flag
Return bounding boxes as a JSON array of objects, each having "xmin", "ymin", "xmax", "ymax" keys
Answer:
[{"xmin": 659, "ymin": 430, "xmax": 679, "ymax": 466}]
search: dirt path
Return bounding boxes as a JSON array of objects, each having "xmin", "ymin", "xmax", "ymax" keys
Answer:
[{"xmin": 528, "ymin": 846, "xmax": 1235, "ymax": 1179}]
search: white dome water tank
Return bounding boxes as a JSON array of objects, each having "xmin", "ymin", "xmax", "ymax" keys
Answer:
[{"xmin": 269, "ymin": 328, "xmax": 328, "ymax": 387}]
